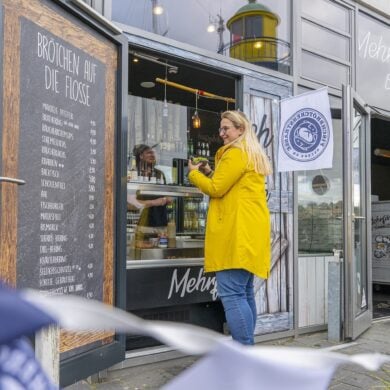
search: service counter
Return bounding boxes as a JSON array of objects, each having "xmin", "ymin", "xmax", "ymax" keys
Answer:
[{"xmin": 125, "ymin": 182, "xmax": 223, "ymax": 350}]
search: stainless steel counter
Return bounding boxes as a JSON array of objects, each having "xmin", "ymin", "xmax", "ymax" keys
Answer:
[
  {"xmin": 127, "ymin": 246, "xmax": 203, "ymax": 260},
  {"xmin": 127, "ymin": 183, "xmax": 203, "ymax": 198},
  {"xmin": 126, "ymin": 258, "xmax": 204, "ymax": 269}
]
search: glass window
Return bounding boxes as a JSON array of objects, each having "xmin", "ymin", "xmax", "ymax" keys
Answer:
[
  {"xmin": 245, "ymin": 16, "xmax": 262, "ymax": 39},
  {"xmin": 127, "ymin": 96, "xmax": 221, "ymax": 258},
  {"xmin": 301, "ymin": 0, "xmax": 350, "ymax": 33},
  {"xmin": 301, "ymin": 50, "xmax": 349, "ymax": 88},
  {"xmin": 352, "ymin": 108, "xmax": 368, "ymax": 314},
  {"xmin": 110, "ymin": 0, "xmax": 291, "ymax": 72},
  {"xmin": 298, "ymin": 117, "xmax": 343, "ymax": 254},
  {"xmin": 356, "ymin": 12, "xmax": 390, "ymax": 112},
  {"xmin": 83, "ymin": 0, "xmax": 104, "ymax": 14},
  {"xmin": 231, "ymin": 19, "xmax": 244, "ymax": 44},
  {"xmin": 127, "ymin": 96, "xmax": 188, "ymax": 183},
  {"xmin": 302, "ymin": 20, "xmax": 350, "ymax": 61}
]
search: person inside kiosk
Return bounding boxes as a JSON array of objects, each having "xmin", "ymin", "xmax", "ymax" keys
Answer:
[
  {"xmin": 127, "ymin": 144, "xmax": 173, "ymax": 250},
  {"xmin": 127, "ymin": 144, "xmax": 173, "ymax": 223}
]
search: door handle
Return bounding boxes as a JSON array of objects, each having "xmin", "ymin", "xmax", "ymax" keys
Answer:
[
  {"xmin": 0, "ymin": 176, "xmax": 26, "ymax": 185},
  {"xmin": 352, "ymin": 214, "xmax": 365, "ymax": 221}
]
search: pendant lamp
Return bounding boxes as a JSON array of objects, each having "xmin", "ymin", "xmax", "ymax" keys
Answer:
[{"xmin": 192, "ymin": 92, "xmax": 201, "ymax": 129}]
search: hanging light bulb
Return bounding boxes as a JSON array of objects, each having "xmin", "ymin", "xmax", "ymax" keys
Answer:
[
  {"xmin": 152, "ymin": 0, "xmax": 164, "ymax": 15},
  {"xmin": 192, "ymin": 92, "xmax": 201, "ymax": 129},
  {"xmin": 207, "ymin": 24, "xmax": 216, "ymax": 33},
  {"xmin": 207, "ymin": 15, "xmax": 216, "ymax": 33},
  {"xmin": 163, "ymin": 100, "xmax": 168, "ymax": 117},
  {"xmin": 192, "ymin": 112, "xmax": 201, "ymax": 128}
]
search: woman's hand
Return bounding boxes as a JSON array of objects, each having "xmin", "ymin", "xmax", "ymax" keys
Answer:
[
  {"xmin": 154, "ymin": 196, "xmax": 173, "ymax": 207},
  {"xmin": 188, "ymin": 159, "xmax": 202, "ymax": 172},
  {"xmin": 198, "ymin": 162, "xmax": 212, "ymax": 176}
]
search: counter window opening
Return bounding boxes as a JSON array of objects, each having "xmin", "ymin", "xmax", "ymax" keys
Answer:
[{"xmin": 126, "ymin": 50, "xmax": 236, "ymax": 260}]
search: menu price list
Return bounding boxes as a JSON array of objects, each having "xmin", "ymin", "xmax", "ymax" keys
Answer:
[{"xmin": 17, "ymin": 19, "xmax": 106, "ymax": 301}]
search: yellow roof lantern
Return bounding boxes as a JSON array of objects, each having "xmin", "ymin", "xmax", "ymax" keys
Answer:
[{"xmin": 226, "ymin": 0, "xmax": 280, "ymax": 31}]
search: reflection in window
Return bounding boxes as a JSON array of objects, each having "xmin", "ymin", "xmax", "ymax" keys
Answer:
[
  {"xmin": 231, "ymin": 19, "xmax": 244, "ymax": 44},
  {"xmin": 312, "ymin": 175, "xmax": 330, "ymax": 195},
  {"xmin": 128, "ymin": 96, "xmax": 188, "ymax": 184},
  {"xmin": 110, "ymin": 0, "xmax": 290, "ymax": 61},
  {"xmin": 298, "ymin": 118, "xmax": 343, "ymax": 254},
  {"xmin": 352, "ymin": 107, "xmax": 367, "ymax": 314},
  {"xmin": 245, "ymin": 16, "xmax": 263, "ymax": 39},
  {"xmin": 301, "ymin": 51, "xmax": 349, "ymax": 88},
  {"xmin": 301, "ymin": 0, "xmax": 350, "ymax": 33},
  {"xmin": 356, "ymin": 12, "xmax": 390, "ymax": 115},
  {"xmin": 302, "ymin": 20, "xmax": 350, "ymax": 61},
  {"xmin": 82, "ymin": 0, "xmax": 104, "ymax": 14}
]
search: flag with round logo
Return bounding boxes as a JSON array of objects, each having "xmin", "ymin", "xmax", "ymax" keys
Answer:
[{"xmin": 278, "ymin": 88, "xmax": 333, "ymax": 172}]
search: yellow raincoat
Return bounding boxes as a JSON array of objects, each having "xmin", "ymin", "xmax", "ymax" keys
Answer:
[{"xmin": 188, "ymin": 144, "xmax": 271, "ymax": 279}]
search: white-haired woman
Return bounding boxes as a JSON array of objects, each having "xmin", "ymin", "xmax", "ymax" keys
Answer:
[{"xmin": 188, "ymin": 110, "xmax": 272, "ymax": 345}]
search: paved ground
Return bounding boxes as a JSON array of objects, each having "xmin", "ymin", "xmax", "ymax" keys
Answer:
[{"xmin": 66, "ymin": 318, "xmax": 390, "ymax": 390}]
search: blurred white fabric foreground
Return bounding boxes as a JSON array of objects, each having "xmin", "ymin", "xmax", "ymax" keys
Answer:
[
  {"xmin": 163, "ymin": 341, "xmax": 389, "ymax": 390},
  {"xmin": 24, "ymin": 290, "xmax": 390, "ymax": 390}
]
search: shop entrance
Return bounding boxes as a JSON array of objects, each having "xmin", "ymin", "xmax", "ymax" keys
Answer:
[
  {"xmin": 370, "ymin": 117, "xmax": 390, "ymax": 319},
  {"xmin": 342, "ymin": 86, "xmax": 372, "ymax": 339}
]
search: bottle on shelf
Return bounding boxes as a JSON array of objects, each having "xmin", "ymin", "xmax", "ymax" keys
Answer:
[
  {"xmin": 187, "ymin": 138, "xmax": 194, "ymax": 156},
  {"xmin": 129, "ymin": 155, "xmax": 138, "ymax": 182},
  {"xmin": 205, "ymin": 142, "xmax": 210, "ymax": 157},
  {"xmin": 140, "ymin": 161, "xmax": 148, "ymax": 182},
  {"xmin": 201, "ymin": 142, "xmax": 206, "ymax": 156},
  {"xmin": 127, "ymin": 155, "xmax": 131, "ymax": 181},
  {"xmin": 196, "ymin": 141, "xmax": 202, "ymax": 156},
  {"xmin": 184, "ymin": 211, "xmax": 190, "ymax": 230},
  {"xmin": 191, "ymin": 211, "xmax": 199, "ymax": 231},
  {"xmin": 167, "ymin": 219, "xmax": 176, "ymax": 248},
  {"xmin": 158, "ymin": 230, "xmax": 168, "ymax": 248},
  {"xmin": 150, "ymin": 169, "xmax": 157, "ymax": 184},
  {"xmin": 156, "ymin": 171, "xmax": 163, "ymax": 184}
]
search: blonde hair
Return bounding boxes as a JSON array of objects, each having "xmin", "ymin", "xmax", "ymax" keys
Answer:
[{"xmin": 221, "ymin": 110, "xmax": 272, "ymax": 175}]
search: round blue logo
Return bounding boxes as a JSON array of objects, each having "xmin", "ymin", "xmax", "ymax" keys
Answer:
[{"xmin": 281, "ymin": 108, "xmax": 330, "ymax": 162}]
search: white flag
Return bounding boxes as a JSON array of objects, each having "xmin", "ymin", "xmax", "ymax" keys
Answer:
[
  {"xmin": 278, "ymin": 88, "xmax": 333, "ymax": 172},
  {"xmin": 23, "ymin": 290, "xmax": 390, "ymax": 390}
]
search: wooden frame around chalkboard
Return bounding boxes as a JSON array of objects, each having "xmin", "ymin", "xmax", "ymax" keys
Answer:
[{"xmin": 0, "ymin": 0, "xmax": 128, "ymax": 383}]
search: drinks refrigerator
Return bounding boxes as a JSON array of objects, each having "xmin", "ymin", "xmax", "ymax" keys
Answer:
[{"xmin": 126, "ymin": 182, "xmax": 207, "ymax": 260}]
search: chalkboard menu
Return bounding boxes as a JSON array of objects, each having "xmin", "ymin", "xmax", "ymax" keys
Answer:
[
  {"xmin": 17, "ymin": 19, "xmax": 106, "ymax": 300},
  {"xmin": 0, "ymin": 0, "xmax": 119, "ymax": 361}
]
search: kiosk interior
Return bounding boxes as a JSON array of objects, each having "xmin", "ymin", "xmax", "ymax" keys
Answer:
[
  {"xmin": 371, "ymin": 117, "xmax": 390, "ymax": 318},
  {"xmin": 126, "ymin": 49, "xmax": 237, "ymax": 350}
]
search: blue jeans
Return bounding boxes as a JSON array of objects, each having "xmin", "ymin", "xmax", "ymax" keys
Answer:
[{"xmin": 216, "ymin": 269, "xmax": 256, "ymax": 345}]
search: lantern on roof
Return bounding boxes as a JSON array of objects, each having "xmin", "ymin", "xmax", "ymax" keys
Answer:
[{"xmin": 226, "ymin": 0, "xmax": 281, "ymax": 70}]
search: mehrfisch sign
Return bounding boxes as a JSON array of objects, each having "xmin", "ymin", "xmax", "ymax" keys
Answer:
[{"xmin": 357, "ymin": 12, "xmax": 390, "ymax": 111}]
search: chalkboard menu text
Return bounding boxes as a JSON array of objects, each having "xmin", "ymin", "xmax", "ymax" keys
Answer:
[{"xmin": 17, "ymin": 19, "xmax": 106, "ymax": 301}]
